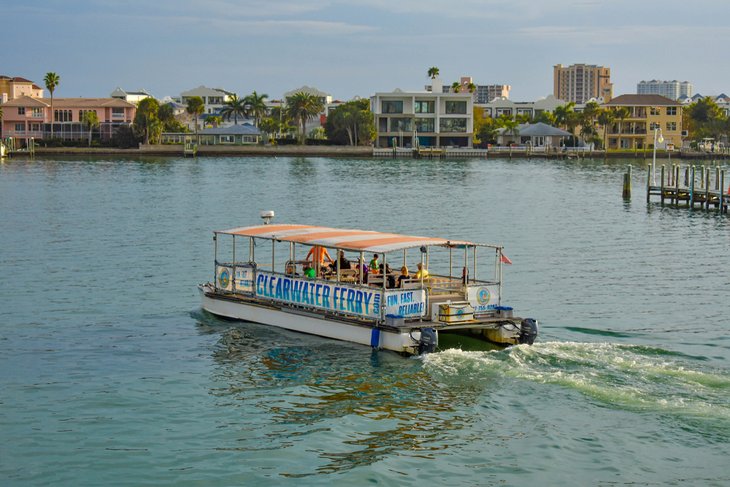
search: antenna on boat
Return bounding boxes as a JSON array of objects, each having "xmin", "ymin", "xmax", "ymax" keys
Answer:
[{"xmin": 260, "ymin": 210, "xmax": 275, "ymax": 225}]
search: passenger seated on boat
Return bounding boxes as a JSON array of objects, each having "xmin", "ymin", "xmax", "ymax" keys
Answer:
[
  {"xmin": 397, "ymin": 266, "xmax": 411, "ymax": 287},
  {"xmin": 303, "ymin": 264, "xmax": 316, "ymax": 279},
  {"xmin": 379, "ymin": 263, "xmax": 396, "ymax": 288},
  {"xmin": 285, "ymin": 263, "xmax": 299, "ymax": 276},
  {"xmin": 337, "ymin": 250, "xmax": 351, "ymax": 270},
  {"xmin": 415, "ymin": 263, "xmax": 429, "ymax": 280}
]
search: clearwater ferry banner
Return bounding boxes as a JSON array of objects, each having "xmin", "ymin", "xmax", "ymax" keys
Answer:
[
  {"xmin": 217, "ymin": 267, "xmax": 428, "ymax": 320},
  {"xmin": 256, "ymin": 271, "xmax": 382, "ymax": 319}
]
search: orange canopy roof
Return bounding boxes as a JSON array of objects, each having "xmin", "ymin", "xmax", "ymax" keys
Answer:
[{"xmin": 216, "ymin": 224, "xmax": 482, "ymax": 253}]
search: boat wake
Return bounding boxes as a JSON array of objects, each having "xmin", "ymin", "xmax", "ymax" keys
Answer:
[{"xmin": 423, "ymin": 342, "xmax": 730, "ymax": 424}]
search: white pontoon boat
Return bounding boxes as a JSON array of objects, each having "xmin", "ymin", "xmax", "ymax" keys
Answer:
[{"xmin": 199, "ymin": 219, "xmax": 537, "ymax": 355}]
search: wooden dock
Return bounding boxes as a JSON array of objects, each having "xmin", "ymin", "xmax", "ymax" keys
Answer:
[{"xmin": 646, "ymin": 163, "xmax": 729, "ymax": 214}]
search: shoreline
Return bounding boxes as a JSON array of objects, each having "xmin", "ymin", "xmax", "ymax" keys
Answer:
[{"xmin": 8, "ymin": 144, "xmax": 729, "ymax": 159}]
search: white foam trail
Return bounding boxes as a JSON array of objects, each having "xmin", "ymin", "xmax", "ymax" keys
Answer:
[{"xmin": 423, "ymin": 342, "xmax": 730, "ymax": 421}]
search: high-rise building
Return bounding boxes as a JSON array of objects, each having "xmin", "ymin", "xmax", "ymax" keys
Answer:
[
  {"xmin": 637, "ymin": 80, "xmax": 692, "ymax": 101},
  {"xmin": 553, "ymin": 64, "xmax": 612, "ymax": 104}
]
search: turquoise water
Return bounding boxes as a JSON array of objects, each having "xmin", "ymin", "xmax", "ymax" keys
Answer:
[{"xmin": 1, "ymin": 155, "xmax": 729, "ymax": 485}]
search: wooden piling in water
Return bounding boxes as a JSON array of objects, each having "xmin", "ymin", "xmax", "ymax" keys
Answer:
[{"xmin": 623, "ymin": 165, "xmax": 632, "ymax": 199}]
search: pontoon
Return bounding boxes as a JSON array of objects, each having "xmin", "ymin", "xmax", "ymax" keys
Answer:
[{"xmin": 199, "ymin": 220, "xmax": 537, "ymax": 355}]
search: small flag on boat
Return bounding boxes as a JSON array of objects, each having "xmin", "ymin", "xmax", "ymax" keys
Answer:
[{"xmin": 500, "ymin": 253, "xmax": 513, "ymax": 265}]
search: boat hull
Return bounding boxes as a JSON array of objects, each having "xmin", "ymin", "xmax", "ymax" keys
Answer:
[{"xmin": 200, "ymin": 284, "xmax": 423, "ymax": 355}]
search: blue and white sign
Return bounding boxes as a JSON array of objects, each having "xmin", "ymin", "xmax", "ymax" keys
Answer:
[
  {"xmin": 467, "ymin": 285, "xmax": 500, "ymax": 312},
  {"xmin": 255, "ymin": 271, "xmax": 382, "ymax": 319},
  {"xmin": 384, "ymin": 289, "xmax": 427, "ymax": 318},
  {"xmin": 234, "ymin": 265, "xmax": 255, "ymax": 293}
]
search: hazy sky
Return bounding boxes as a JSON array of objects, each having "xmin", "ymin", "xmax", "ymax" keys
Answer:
[{"xmin": 3, "ymin": 0, "xmax": 728, "ymax": 101}]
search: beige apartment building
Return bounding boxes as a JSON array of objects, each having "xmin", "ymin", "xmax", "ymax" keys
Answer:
[
  {"xmin": 600, "ymin": 94, "xmax": 683, "ymax": 150},
  {"xmin": 554, "ymin": 64, "xmax": 613, "ymax": 104}
]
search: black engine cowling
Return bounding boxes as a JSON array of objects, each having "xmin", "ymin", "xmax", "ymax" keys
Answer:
[
  {"xmin": 418, "ymin": 328, "xmax": 438, "ymax": 354},
  {"xmin": 519, "ymin": 319, "xmax": 538, "ymax": 345}
]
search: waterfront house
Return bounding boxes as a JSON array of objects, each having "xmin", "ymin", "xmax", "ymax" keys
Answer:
[
  {"xmin": 110, "ymin": 87, "xmax": 154, "ymax": 104},
  {"xmin": 0, "ymin": 75, "xmax": 43, "ymax": 103},
  {"xmin": 600, "ymin": 94, "xmax": 683, "ymax": 150},
  {"xmin": 1, "ymin": 95, "xmax": 136, "ymax": 145},
  {"xmin": 495, "ymin": 122, "xmax": 572, "ymax": 147},
  {"xmin": 161, "ymin": 123, "xmax": 261, "ymax": 146},
  {"xmin": 478, "ymin": 95, "xmax": 567, "ymax": 120},
  {"xmin": 178, "ymin": 86, "xmax": 234, "ymax": 115},
  {"xmin": 371, "ymin": 79, "xmax": 474, "ymax": 148}
]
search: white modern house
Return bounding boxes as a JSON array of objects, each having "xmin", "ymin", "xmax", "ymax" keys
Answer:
[
  {"xmin": 178, "ymin": 86, "xmax": 234, "ymax": 115},
  {"xmin": 110, "ymin": 87, "xmax": 153, "ymax": 105},
  {"xmin": 371, "ymin": 79, "xmax": 473, "ymax": 148},
  {"xmin": 478, "ymin": 94, "xmax": 567, "ymax": 120}
]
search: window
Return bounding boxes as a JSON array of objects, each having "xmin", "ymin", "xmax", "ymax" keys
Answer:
[
  {"xmin": 32, "ymin": 107, "xmax": 43, "ymax": 118},
  {"xmin": 390, "ymin": 118, "xmax": 412, "ymax": 132},
  {"xmin": 440, "ymin": 118, "xmax": 467, "ymax": 132},
  {"xmin": 666, "ymin": 121, "xmax": 677, "ymax": 131},
  {"xmin": 31, "ymin": 123, "xmax": 41, "ymax": 131},
  {"xmin": 219, "ymin": 135, "xmax": 234, "ymax": 143},
  {"xmin": 414, "ymin": 118, "xmax": 434, "ymax": 132},
  {"xmin": 54, "ymin": 109, "xmax": 72, "ymax": 122},
  {"xmin": 382, "ymin": 101, "xmax": 403, "ymax": 114},
  {"xmin": 112, "ymin": 108, "xmax": 125, "ymax": 118},
  {"xmin": 666, "ymin": 107, "xmax": 677, "ymax": 116},
  {"xmin": 15, "ymin": 123, "xmax": 24, "ymax": 132},
  {"xmin": 650, "ymin": 107, "xmax": 660, "ymax": 115},
  {"xmin": 18, "ymin": 107, "xmax": 26, "ymax": 115},
  {"xmin": 414, "ymin": 100, "xmax": 434, "ymax": 113},
  {"xmin": 445, "ymin": 101, "xmax": 467, "ymax": 114}
]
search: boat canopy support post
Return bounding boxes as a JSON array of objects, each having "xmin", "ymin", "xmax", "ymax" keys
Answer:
[
  {"xmin": 473, "ymin": 246, "xmax": 477, "ymax": 283},
  {"xmin": 232, "ymin": 235, "xmax": 236, "ymax": 291},
  {"xmin": 213, "ymin": 233, "xmax": 218, "ymax": 286}
]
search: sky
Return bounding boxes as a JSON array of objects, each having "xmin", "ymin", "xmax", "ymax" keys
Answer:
[{"xmin": 3, "ymin": 0, "xmax": 729, "ymax": 101}]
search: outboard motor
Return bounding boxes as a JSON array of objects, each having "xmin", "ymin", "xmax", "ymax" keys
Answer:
[
  {"xmin": 418, "ymin": 328, "xmax": 438, "ymax": 354},
  {"xmin": 519, "ymin": 319, "xmax": 539, "ymax": 345}
]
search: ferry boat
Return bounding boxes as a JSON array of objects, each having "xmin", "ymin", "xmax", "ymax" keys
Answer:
[{"xmin": 199, "ymin": 216, "xmax": 538, "ymax": 355}]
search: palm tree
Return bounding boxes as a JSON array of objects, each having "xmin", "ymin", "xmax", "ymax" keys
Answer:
[
  {"xmin": 427, "ymin": 67, "xmax": 440, "ymax": 79},
  {"xmin": 285, "ymin": 92, "xmax": 324, "ymax": 144},
  {"xmin": 500, "ymin": 118, "xmax": 520, "ymax": 144},
  {"xmin": 597, "ymin": 109, "xmax": 615, "ymax": 154},
  {"xmin": 81, "ymin": 110, "xmax": 99, "ymax": 147},
  {"xmin": 467, "ymin": 82, "xmax": 476, "ymax": 94},
  {"xmin": 451, "ymin": 81, "xmax": 461, "ymax": 93},
  {"xmin": 185, "ymin": 96, "xmax": 205, "ymax": 135},
  {"xmin": 44, "ymin": 72, "xmax": 60, "ymax": 139},
  {"xmin": 243, "ymin": 91, "xmax": 269, "ymax": 127},
  {"xmin": 219, "ymin": 94, "xmax": 248, "ymax": 125}
]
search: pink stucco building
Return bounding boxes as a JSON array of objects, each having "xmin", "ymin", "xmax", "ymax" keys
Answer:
[{"xmin": 1, "ymin": 95, "xmax": 136, "ymax": 145}]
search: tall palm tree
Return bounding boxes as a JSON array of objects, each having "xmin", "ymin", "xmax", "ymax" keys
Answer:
[
  {"xmin": 219, "ymin": 94, "xmax": 248, "ymax": 125},
  {"xmin": 500, "ymin": 118, "xmax": 520, "ymax": 144},
  {"xmin": 285, "ymin": 92, "xmax": 324, "ymax": 144},
  {"xmin": 44, "ymin": 72, "xmax": 60, "ymax": 138},
  {"xmin": 185, "ymin": 96, "xmax": 205, "ymax": 135},
  {"xmin": 427, "ymin": 67, "xmax": 439, "ymax": 79},
  {"xmin": 597, "ymin": 109, "xmax": 615, "ymax": 154},
  {"xmin": 243, "ymin": 91, "xmax": 269, "ymax": 127}
]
